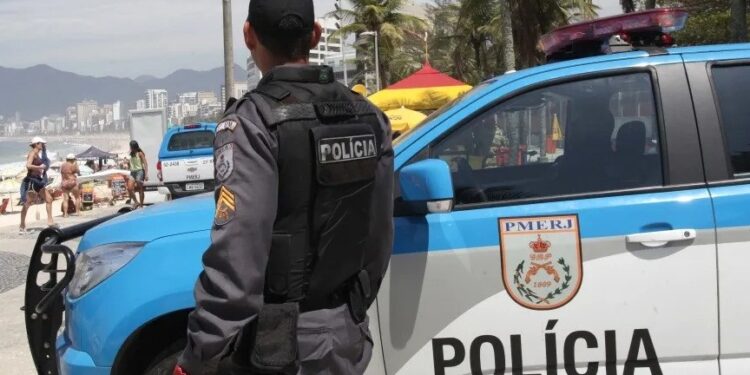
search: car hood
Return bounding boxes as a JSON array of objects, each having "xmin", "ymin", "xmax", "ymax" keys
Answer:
[{"xmin": 78, "ymin": 193, "xmax": 214, "ymax": 251}]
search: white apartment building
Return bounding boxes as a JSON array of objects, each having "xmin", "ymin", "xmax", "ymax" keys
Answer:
[
  {"xmin": 113, "ymin": 101, "xmax": 121, "ymax": 121},
  {"xmin": 145, "ymin": 89, "xmax": 168, "ymax": 109}
]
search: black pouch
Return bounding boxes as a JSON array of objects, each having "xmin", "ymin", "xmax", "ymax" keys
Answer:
[{"xmin": 250, "ymin": 302, "xmax": 300, "ymax": 374}]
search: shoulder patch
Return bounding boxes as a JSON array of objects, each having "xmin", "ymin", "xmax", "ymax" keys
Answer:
[
  {"xmin": 215, "ymin": 143, "xmax": 234, "ymax": 182},
  {"xmin": 217, "ymin": 120, "xmax": 238, "ymax": 133},
  {"xmin": 214, "ymin": 185, "xmax": 236, "ymax": 226}
]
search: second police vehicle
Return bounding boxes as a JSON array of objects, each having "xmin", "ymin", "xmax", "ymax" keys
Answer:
[
  {"xmin": 22, "ymin": 9, "xmax": 750, "ymax": 375},
  {"xmin": 156, "ymin": 123, "xmax": 217, "ymax": 199}
]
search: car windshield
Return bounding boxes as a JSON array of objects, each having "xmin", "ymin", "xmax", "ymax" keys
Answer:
[
  {"xmin": 167, "ymin": 131, "xmax": 214, "ymax": 151},
  {"xmin": 393, "ymin": 80, "xmax": 496, "ymax": 147}
]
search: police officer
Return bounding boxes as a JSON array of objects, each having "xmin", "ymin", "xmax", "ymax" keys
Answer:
[{"xmin": 175, "ymin": 0, "xmax": 394, "ymax": 374}]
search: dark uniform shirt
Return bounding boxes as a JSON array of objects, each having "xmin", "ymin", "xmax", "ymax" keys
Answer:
[{"xmin": 179, "ymin": 65, "xmax": 394, "ymax": 374}]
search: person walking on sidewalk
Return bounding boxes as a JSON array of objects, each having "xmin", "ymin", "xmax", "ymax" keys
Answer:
[
  {"xmin": 20, "ymin": 137, "xmax": 54, "ymax": 232},
  {"xmin": 127, "ymin": 140, "xmax": 148, "ymax": 208}
]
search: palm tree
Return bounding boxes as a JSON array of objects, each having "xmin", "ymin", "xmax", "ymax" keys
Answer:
[
  {"xmin": 731, "ymin": 0, "xmax": 748, "ymax": 42},
  {"xmin": 509, "ymin": 0, "xmax": 599, "ymax": 67},
  {"xmin": 621, "ymin": 0, "xmax": 636, "ymax": 12},
  {"xmin": 499, "ymin": 0, "xmax": 516, "ymax": 71},
  {"xmin": 427, "ymin": 0, "xmax": 598, "ymax": 83},
  {"xmin": 622, "ymin": 0, "xmax": 657, "ymax": 13},
  {"xmin": 330, "ymin": 0, "xmax": 427, "ymax": 87}
]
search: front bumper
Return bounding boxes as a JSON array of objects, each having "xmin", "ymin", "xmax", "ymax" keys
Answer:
[
  {"xmin": 56, "ymin": 336, "xmax": 110, "ymax": 375},
  {"xmin": 24, "ymin": 209, "xmax": 131, "ymax": 375}
]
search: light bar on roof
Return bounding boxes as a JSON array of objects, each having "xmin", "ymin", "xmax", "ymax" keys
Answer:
[{"xmin": 539, "ymin": 8, "xmax": 688, "ymax": 58}]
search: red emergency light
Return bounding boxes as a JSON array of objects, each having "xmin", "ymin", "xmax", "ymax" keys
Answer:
[
  {"xmin": 539, "ymin": 8, "xmax": 688, "ymax": 60},
  {"xmin": 183, "ymin": 124, "xmax": 202, "ymax": 129}
]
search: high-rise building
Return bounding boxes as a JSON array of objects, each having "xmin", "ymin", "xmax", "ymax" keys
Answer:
[
  {"xmin": 221, "ymin": 82, "xmax": 249, "ymax": 105},
  {"xmin": 310, "ymin": 18, "xmax": 343, "ymax": 66},
  {"xmin": 76, "ymin": 100, "xmax": 98, "ymax": 129},
  {"xmin": 145, "ymin": 89, "xmax": 168, "ymax": 109},
  {"xmin": 315, "ymin": 17, "xmax": 359, "ymax": 86},
  {"xmin": 113, "ymin": 101, "xmax": 121, "ymax": 121},
  {"xmin": 136, "ymin": 100, "xmax": 147, "ymax": 110},
  {"xmin": 65, "ymin": 106, "xmax": 77, "ymax": 130},
  {"xmin": 196, "ymin": 91, "xmax": 217, "ymax": 105},
  {"xmin": 179, "ymin": 92, "xmax": 199, "ymax": 105}
]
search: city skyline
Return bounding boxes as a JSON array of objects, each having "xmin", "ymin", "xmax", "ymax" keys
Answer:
[{"xmin": 1, "ymin": 0, "xmax": 621, "ymax": 79}]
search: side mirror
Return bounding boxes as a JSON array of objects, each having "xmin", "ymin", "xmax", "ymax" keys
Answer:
[{"xmin": 398, "ymin": 159, "xmax": 454, "ymax": 215}]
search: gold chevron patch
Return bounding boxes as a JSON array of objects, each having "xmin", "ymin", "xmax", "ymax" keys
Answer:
[{"xmin": 214, "ymin": 185, "xmax": 236, "ymax": 226}]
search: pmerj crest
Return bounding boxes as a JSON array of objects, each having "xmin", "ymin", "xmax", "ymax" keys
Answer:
[{"xmin": 499, "ymin": 215, "xmax": 583, "ymax": 310}]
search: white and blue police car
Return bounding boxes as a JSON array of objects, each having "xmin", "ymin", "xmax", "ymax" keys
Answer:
[{"xmin": 22, "ymin": 8, "xmax": 750, "ymax": 375}]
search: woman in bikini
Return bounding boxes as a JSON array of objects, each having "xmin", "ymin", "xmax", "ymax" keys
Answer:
[
  {"xmin": 127, "ymin": 140, "xmax": 148, "ymax": 208},
  {"xmin": 20, "ymin": 137, "xmax": 54, "ymax": 232},
  {"xmin": 60, "ymin": 154, "xmax": 81, "ymax": 217}
]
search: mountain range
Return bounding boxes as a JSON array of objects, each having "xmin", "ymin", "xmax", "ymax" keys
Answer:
[{"xmin": 0, "ymin": 64, "xmax": 248, "ymax": 120}]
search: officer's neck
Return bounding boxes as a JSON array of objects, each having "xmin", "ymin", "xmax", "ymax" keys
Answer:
[{"xmin": 261, "ymin": 57, "xmax": 310, "ymax": 75}]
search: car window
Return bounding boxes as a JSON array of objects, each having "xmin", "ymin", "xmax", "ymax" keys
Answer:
[
  {"xmin": 428, "ymin": 73, "xmax": 663, "ymax": 205},
  {"xmin": 711, "ymin": 65, "xmax": 750, "ymax": 178},
  {"xmin": 167, "ymin": 131, "xmax": 214, "ymax": 152}
]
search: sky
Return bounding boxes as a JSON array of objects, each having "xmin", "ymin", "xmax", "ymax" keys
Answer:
[{"xmin": 0, "ymin": 0, "xmax": 623, "ymax": 79}]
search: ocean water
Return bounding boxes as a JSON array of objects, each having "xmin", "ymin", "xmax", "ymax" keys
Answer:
[{"xmin": 0, "ymin": 138, "xmax": 90, "ymax": 167}]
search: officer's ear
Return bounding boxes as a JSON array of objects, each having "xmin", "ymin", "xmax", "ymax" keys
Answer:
[
  {"xmin": 310, "ymin": 22, "xmax": 322, "ymax": 50},
  {"xmin": 244, "ymin": 21, "xmax": 258, "ymax": 51}
]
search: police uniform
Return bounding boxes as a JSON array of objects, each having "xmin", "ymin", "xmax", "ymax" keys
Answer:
[{"xmin": 177, "ymin": 64, "xmax": 394, "ymax": 375}]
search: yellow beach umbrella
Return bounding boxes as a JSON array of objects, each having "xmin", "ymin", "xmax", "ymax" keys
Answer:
[
  {"xmin": 385, "ymin": 107, "xmax": 428, "ymax": 135},
  {"xmin": 368, "ymin": 62, "xmax": 472, "ymax": 112}
]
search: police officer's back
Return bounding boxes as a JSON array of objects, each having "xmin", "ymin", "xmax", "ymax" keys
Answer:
[{"xmin": 175, "ymin": 0, "xmax": 394, "ymax": 374}]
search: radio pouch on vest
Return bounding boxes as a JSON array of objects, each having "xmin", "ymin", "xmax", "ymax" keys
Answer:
[{"xmin": 250, "ymin": 302, "xmax": 300, "ymax": 374}]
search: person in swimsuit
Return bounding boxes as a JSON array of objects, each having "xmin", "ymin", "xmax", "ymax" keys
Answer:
[
  {"xmin": 60, "ymin": 154, "xmax": 80, "ymax": 217},
  {"xmin": 19, "ymin": 141, "xmax": 49, "ymax": 206},
  {"xmin": 20, "ymin": 137, "xmax": 54, "ymax": 232},
  {"xmin": 127, "ymin": 140, "xmax": 148, "ymax": 208}
]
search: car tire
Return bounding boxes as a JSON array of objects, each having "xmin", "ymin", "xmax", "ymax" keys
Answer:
[{"xmin": 143, "ymin": 339, "xmax": 183, "ymax": 375}]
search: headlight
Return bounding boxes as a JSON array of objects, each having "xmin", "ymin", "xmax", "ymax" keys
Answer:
[{"xmin": 68, "ymin": 242, "xmax": 145, "ymax": 299}]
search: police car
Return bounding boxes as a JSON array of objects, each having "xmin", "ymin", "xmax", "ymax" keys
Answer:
[
  {"xmin": 23, "ymin": 9, "xmax": 750, "ymax": 375},
  {"xmin": 156, "ymin": 123, "xmax": 217, "ymax": 199}
]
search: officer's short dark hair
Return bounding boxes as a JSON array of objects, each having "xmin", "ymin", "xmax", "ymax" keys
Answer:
[{"xmin": 253, "ymin": 15, "xmax": 312, "ymax": 61}]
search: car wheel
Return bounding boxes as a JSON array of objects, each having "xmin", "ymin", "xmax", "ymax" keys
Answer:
[{"xmin": 143, "ymin": 339, "xmax": 182, "ymax": 375}]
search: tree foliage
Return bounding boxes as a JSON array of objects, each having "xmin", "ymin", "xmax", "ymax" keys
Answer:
[
  {"xmin": 661, "ymin": 0, "xmax": 748, "ymax": 45},
  {"xmin": 335, "ymin": 0, "xmax": 746, "ymax": 90},
  {"xmin": 330, "ymin": 0, "xmax": 427, "ymax": 88}
]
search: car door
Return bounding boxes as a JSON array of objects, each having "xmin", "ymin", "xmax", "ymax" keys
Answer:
[
  {"xmin": 684, "ymin": 47, "xmax": 750, "ymax": 375},
  {"xmin": 380, "ymin": 56, "xmax": 720, "ymax": 374}
]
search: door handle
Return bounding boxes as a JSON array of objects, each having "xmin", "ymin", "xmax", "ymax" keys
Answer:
[{"xmin": 626, "ymin": 229, "xmax": 696, "ymax": 248}]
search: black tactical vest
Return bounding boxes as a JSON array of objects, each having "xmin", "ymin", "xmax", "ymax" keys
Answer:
[{"xmin": 246, "ymin": 66, "xmax": 384, "ymax": 312}]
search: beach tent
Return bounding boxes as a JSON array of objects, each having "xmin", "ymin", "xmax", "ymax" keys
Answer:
[
  {"xmin": 385, "ymin": 107, "xmax": 428, "ymax": 135},
  {"xmin": 76, "ymin": 146, "xmax": 118, "ymax": 160},
  {"xmin": 368, "ymin": 62, "xmax": 472, "ymax": 112},
  {"xmin": 76, "ymin": 146, "xmax": 118, "ymax": 171}
]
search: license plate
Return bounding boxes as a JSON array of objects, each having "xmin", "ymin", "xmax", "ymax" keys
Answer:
[{"xmin": 185, "ymin": 182, "xmax": 205, "ymax": 191}]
